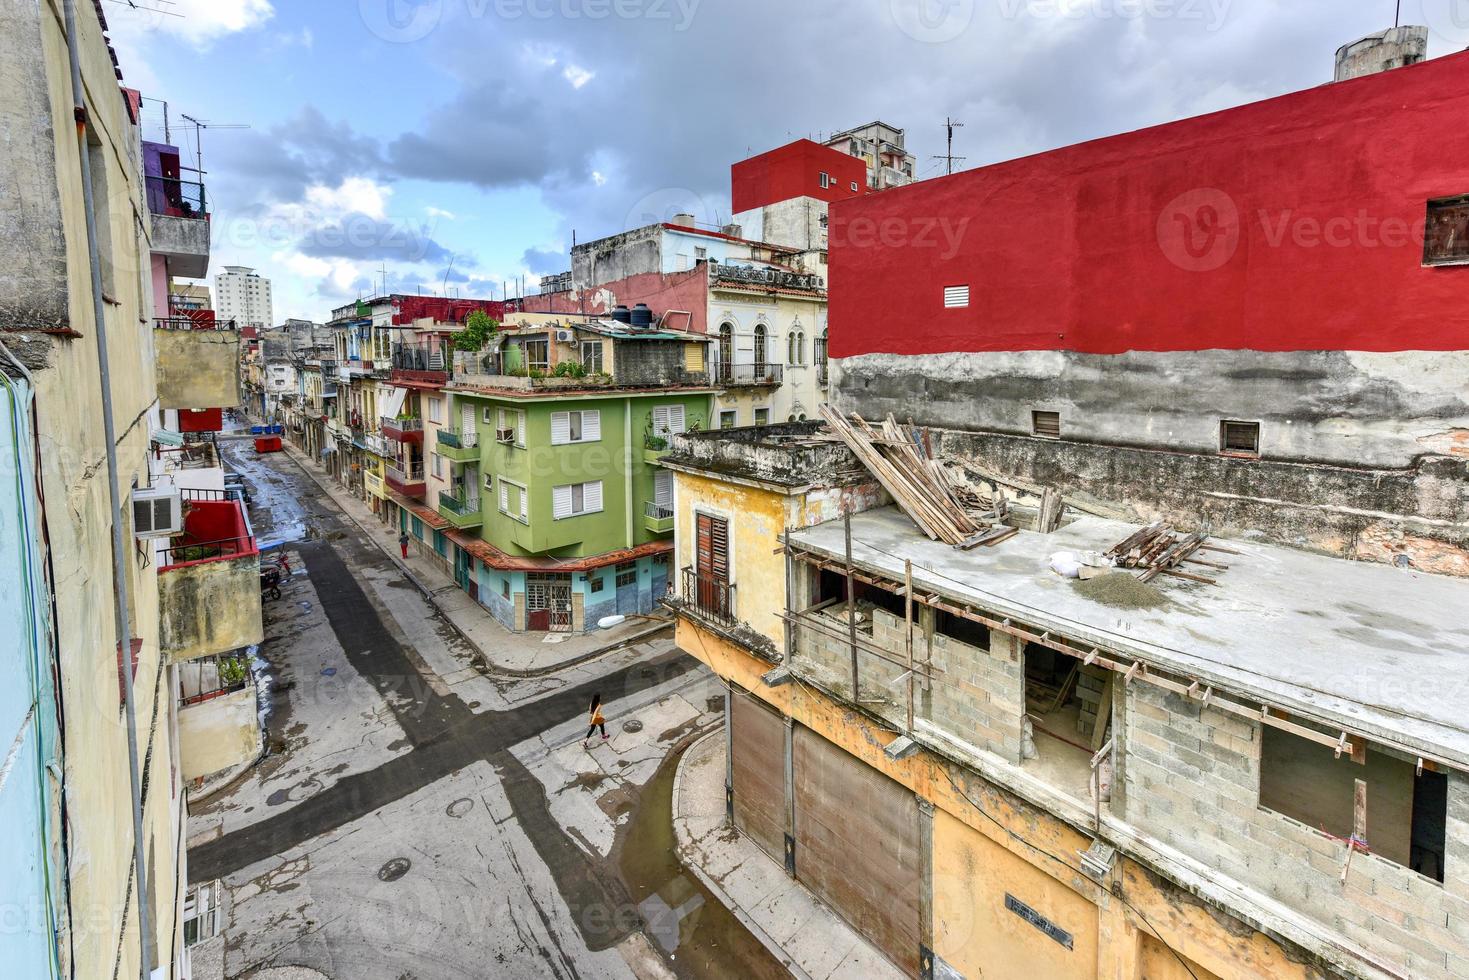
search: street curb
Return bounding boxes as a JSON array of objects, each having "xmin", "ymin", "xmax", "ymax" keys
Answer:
[
  {"xmin": 277, "ymin": 443, "xmax": 672, "ymax": 678},
  {"xmin": 670, "ymin": 729, "xmax": 815, "ymax": 980}
]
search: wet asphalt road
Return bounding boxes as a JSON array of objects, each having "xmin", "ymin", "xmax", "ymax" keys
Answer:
[{"xmin": 193, "ymin": 439, "xmax": 777, "ymax": 978}]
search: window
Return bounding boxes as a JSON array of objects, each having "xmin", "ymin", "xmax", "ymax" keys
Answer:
[
  {"xmin": 183, "ymin": 881, "xmax": 220, "ymax": 947},
  {"xmin": 754, "ymin": 408, "xmax": 769, "ymax": 426},
  {"xmin": 502, "ymin": 578, "xmax": 511, "ymax": 599},
  {"xmin": 1220, "ymin": 420, "xmax": 1260, "ymax": 457},
  {"xmin": 553, "ymin": 480, "xmax": 603, "ymax": 518},
  {"xmin": 819, "ymin": 171, "xmax": 831, "ymax": 189},
  {"xmin": 651, "ymin": 404, "xmax": 686, "ymax": 436},
  {"xmin": 1260, "ymin": 727, "xmax": 1446, "ymax": 882},
  {"xmin": 523, "ymin": 339, "xmax": 549, "ymax": 372},
  {"xmin": 432, "ymin": 453, "xmax": 444, "ymax": 478},
  {"xmin": 616, "ymin": 567, "xmax": 638, "ymax": 588},
  {"xmin": 551, "ymin": 409, "xmax": 601, "ymax": 445},
  {"xmin": 1425, "ymin": 195, "xmax": 1469, "ymax": 266},
  {"xmin": 484, "ymin": 472, "xmax": 494, "ymax": 491},
  {"xmin": 1032, "ymin": 411, "xmax": 1061, "ymax": 439},
  {"xmin": 850, "ymin": 181, "xmax": 859, "ymax": 192},
  {"xmin": 720, "ymin": 410, "xmax": 737, "ymax": 429},
  {"xmin": 427, "ymin": 397, "xmax": 443, "ymax": 423},
  {"xmin": 695, "ymin": 246, "xmax": 707, "ymax": 261},
  {"xmin": 788, "ymin": 332, "xmax": 798, "ymax": 365},
  {"xmin": 943, "ymin": 284, "xmax": 970, "ymax": 308},
  {"xmin": 497, "ymin": 408, "xmax": 526, "ymax": 446},
  {"xmin": 753, "ymin": 324, "xmax": 768, "ymax": 369},
  {"xmin": 684, "ymin": 343, "xmax": 705, "ymax": 373},
  {"xmin": 581, "ymin": 340, "xmax": 604, "ymax": 374},
  {"xmin": 589, "ymin": 575, "xmax": 605, "ymax": 593},
  {"xmin": 499, "ymin": 479, "xmax": 528, "ymax": 522}
]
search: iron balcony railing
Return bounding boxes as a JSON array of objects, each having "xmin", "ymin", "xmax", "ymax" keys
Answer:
[
  {"xmin": 437, "ymin": 427, "xmax": 478, "ymax": 449},
  {"xmin": 153, "ymin": 315, "xmax": 236, "ymax": 332},
  {"xmin": 817, "ymin": 363, "xmax": 830, "ymax": 386},
  {"xmin": 716, "ymin": 362, "xmax": 783, "ymax": 385},
  {"xmin": 145, "ymin": 175, "xmax": 207, "ymax": 220},
  {"xmin": 387, "ymin": 460, "xmax": 425, "ymax": 484},
  {"xmin": 645, "ymin": 501, "xmax": 674, "ymax": 520},
  {"xmin": 381, "ymin": 415, "xmax": 424, "ymax": 433},
  {"xmin": 439, "ymin": 489, "xmax": 481, "ymax": 516},
  {"xmin": 392, "ymin": 344, "xmax": 450, "ymax": 372},
  {"xmin": 680, "ymin": 566, "xmax": 737, "ymax": 627}
]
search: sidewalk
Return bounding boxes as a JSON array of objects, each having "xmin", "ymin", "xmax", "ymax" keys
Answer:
[
  {"xmin": 671, "ymin": 731, "xmax": 906, "ymax": 980},
  {"xmin": 277, "ymin": 441, "xmax": 672, "ymax": 676}
]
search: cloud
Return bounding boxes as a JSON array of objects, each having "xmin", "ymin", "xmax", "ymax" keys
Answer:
[
  {"xmin": 426, "ymin": 206, "xmax": 457, "ymax": 220},
  {"xmin": 110, "ymin": 0, "xmax": 274, "ymax": 49},
  {"xmin": 563, "ymin": 65, "xmax": 594, "ymax": 89}
]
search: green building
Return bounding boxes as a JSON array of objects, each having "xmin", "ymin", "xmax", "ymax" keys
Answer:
[{"xmin": 409, "ymin": 318, "xmax": 714, "ymax": 632}]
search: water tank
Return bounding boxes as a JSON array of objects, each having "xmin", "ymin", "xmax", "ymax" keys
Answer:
[
  {"xmin": 611, "ymin": 305, "xmax": 632, "ymax": 323},
  {"xmin": 630, "ymin": 303, "xmax": 653, "ymax": 328}
]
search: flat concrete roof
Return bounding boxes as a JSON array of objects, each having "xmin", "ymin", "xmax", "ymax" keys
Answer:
[{"xmin": 790, "ymin": 507, "xmax": 1469, "ymax": 765}]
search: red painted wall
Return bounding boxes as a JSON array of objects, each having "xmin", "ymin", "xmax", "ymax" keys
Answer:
[
  {"xmin": 519, "ymin": 268, "xmax": 711, "ymax": 334},
  {"xmin": 830, "ymin": 52, "xmax": 1469, "ymax": 357},
  {"xmin": 733, "ymin": 139, "xmax": 867, "ymax": 214},
  {"xmin": 392, "ymin": 296, "xmax": 504, "ymax": 326},
  {"xmin": 177, "ymin": 408, "xmax": 223, "ymax": 433}
]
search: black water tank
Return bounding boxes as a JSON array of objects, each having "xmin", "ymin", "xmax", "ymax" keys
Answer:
[
  {"xmin": 630, "ymin": 303, "xmax": 653, "ymax": 327},
  {"xmin": 611, "ymin": 305, "xmax": 632, "ymax": 323}
]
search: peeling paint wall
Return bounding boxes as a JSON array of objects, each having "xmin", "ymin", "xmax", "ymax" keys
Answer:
[{"xmin": 158, "ymin": 558, "xmax": 264, "ymax": 662}]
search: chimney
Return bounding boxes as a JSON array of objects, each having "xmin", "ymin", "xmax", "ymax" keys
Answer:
[
  {"xmin": 671, "ymin": 212, "xmax": 696, "ymax": 228},
  {"xmin": 721, "ymin": 223, "xmax": 743, "ymax": 239},
  {"xmin": 1334, "ymin": 26, "xmax": 1429, "ymax": 82}
]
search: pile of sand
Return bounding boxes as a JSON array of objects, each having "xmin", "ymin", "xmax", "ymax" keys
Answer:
[{"xmin": 1071, "ymin": 572, "xmax": 1170, "ymax": 610}]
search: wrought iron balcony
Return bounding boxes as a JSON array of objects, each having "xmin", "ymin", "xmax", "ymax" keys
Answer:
[
  {"xmin": 381, "ymin": 415, "xmax": 424, "ymax": 443},
  {"xmin": 716, "ymin": 362, "xmax": 783, "ymax": 387},
  {"xmin": 438, "ymin": 489, "xmax": 483, "ymax": 529},
  {"xmin": 436, "ymin": 427, "xmax": 480, "ymax": 462},
  {"xmin": 679, "ymin": 566, "xmax": 737, "ymax": 627},
  {"xmin": 644, "ymin": 501, "xmax": 674, "ymax": 534},
  {"xmin": 385, "ymin": 461, "xmax": 426, "ymax": 498}
]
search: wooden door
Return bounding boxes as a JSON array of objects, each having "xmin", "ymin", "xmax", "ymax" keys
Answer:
[{"xmin": 695, "ymin": 513, "xmax": 729, "ymax": 616}]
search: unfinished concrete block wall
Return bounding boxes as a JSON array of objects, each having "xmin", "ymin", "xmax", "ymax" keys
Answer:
[
  {"xmin": 921, "ymin": 627, "xmax": 1024, "ymax": 765},
  {"xmin": 1125, "ymin": 683, "xmax": 1468, "ymax": 976}
]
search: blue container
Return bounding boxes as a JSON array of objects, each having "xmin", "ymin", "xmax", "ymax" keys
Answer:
[{"xmin": 250, "ymin": 425, "xmax": 264, "ymax": 434}]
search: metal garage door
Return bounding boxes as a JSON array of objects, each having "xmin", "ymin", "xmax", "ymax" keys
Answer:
[
  {"xmin": 730, "ymin": 689, "xmax": 786, "ymax": 864},
  {"xmin": 795, "ymin": 726, "xmax": 922, "ymax": 976}
]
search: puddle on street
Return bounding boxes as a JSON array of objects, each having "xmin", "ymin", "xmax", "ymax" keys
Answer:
[{"xmin": 617, "ymin": 744, "xmax": 789, "ymax": 980}]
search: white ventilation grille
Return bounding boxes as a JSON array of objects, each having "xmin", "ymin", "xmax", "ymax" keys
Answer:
[{"xmin": 943, "ymin": 285, "xmax": 970, "ymax": 308}]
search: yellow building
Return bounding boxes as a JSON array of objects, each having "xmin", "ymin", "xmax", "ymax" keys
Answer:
[{"xmin": 664, "ymin": 423, "xmax": 1465, "ymax": 979}]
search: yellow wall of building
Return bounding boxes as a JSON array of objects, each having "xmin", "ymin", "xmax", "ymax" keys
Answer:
[{"xmin": 34, "ymin": 2, "xmax": 185, "ymax": 975}]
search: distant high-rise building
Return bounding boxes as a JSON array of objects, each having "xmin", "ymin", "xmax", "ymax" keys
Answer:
[
  {"xmin": 823, "ymin": 120, "xmax": 916, "ymax": 191},
  {"xmin": 214, "ymin": 265, "xmax": 273, "ymax": 328}
]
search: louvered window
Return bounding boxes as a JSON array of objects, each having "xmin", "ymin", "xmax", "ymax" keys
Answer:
[{"xmin": 1032, "ymin": 411, "xmax": 1061, "ymax": 439}]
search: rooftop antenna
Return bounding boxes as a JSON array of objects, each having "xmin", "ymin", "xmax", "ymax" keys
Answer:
[
  {"xmin": 441, "ymin": 255, "xmax": 456, "ymax": 297},
  {"xmin": 178, "ymin": 113, "xmax": 250, "ymax": 175},
  {"xmin": 931, "ymin": 117, "xmax": 966, "ymax": 176},
  {"xmin": 1395, "ymin": 0, "xmax": 1401, "ymax": 27}
]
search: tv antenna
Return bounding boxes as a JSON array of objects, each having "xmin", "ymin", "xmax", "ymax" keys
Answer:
[
  {"xmin": 931, "ymin": 117, "xmax": 966, "ymax": 176},
  {"xmin": 179, "ymin": 113, "xmax": 250, "ymax": 175}
]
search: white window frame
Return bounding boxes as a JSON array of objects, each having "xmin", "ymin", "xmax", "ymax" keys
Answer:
[
  {"xmin": 944, "ymin": 284, "xmax": 970, "ymax": 309},
  {"xmin": 551, "ymin": 409, "xmax": 601, "ymax": 445},
  {"xmin": 499, "ymin": 477, "xmax": 530, "ymax": 524},
  {"xmin": 553, "ymin": 480, "xmax": 604, "ymax": 519},
  {"xmin": 427, "ymin": 397, "xmax": 443, "ymax": 423},
  {"xmin": 819, "ymin": 171, "xmax": 831, "ymax": 189},
  {"xmin": 651, "ymin": 404, "xmax": 686, "ymax": 437}
]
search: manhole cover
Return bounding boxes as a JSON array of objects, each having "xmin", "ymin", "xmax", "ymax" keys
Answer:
[
  {"xmin": 446, "ymin": 798, "xmax": 474, "ymax": 818},
  {"xmin": 378, "ymin": 858, "xmax": 411, "ymax": 882},
  {"xmin": 622, "ymin": 720, "xmax": 644, "ymax": 734}
]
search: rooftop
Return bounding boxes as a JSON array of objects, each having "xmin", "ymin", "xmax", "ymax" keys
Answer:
[{"xmin": 789, "ymin": 506, "xmax": 1469, "ymax": 765}]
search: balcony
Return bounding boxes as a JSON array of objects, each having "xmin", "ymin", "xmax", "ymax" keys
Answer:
[
  {"xmin": 177, "ymin": 653, "xmax": 261, "ymax": 782},
  {"xmin": 157, "ymin": 495, "xmax": 263, "ymax": 662},
  {"xmin": 436, "ymin": 427, "xmax": 480, "ymax": 463},
  {"xmin": 381, "ymin": 415, "xmax": 424, "ymax": 444},
  {"xmin": 385, "ymin": 461, "xmax": 426, "ymax": 498},
  {"xmin": 644, "ymin": 432, "xmax": 671, "ymax": 466},
  {"xmin": 716, "ymin": 363, "xmax": 783, "ymax": 387},
  {"xmin": 391, "ymin": 343, "xmax": 451, "ymax": 386},
  {"xmin": 817, "ymin": 363, "xmax": 830, "ymax": 387},
  {"xmin": 644, "ymin": 501, "xmax": 674, "ymax": 534},
  {"xmin": 147, "ymin": 176, "xmax": 210, "ymax": 277},
  {"xmin": 154, "ymin": 319, "xmax": 240, "ymax": 410},
  {"xmin": 364, "ymin": 470, "xmax": 387, "ymax": 499},
  {"xmin": 679, "ymin": 566, "xmax": 738, "ymax": 628},
  {"xmin": 438, "ymin": 489, "xmax": 483, "ymax": 529}
]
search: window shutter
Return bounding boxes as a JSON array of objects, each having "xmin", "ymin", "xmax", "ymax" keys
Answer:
[
  {"xmin": 582, "ymin": 410, "xmax": 600, "ymax": 441},
  {"xmin": 516, "ymin": 411, "xmax": 525, "ymax": 446},
  {"xmin": 520, "ymin": 486, "xmax": 528, "ymax": 521},
  {"xmin": 943, "ymin": 285, "xmax": 970, "ymax": 308},
  {"xmin": 654, "ymin": 470, "xmax": 673, "ymax": 506},
  {"xmin": 584, "ymin": 480, "xmax": 603, "ymax": 514},
  {"xmin": 499, "ymin": 481, "xmax": 509, "ymax": 512},
  {"xmin": 553, "ymin": 484, "xmax": 572, "ymax": 519},
  {"xmin": 652, "ymin": 406, "xmax": 670, "ymax": 434},
  {"xmin": 551, "ymin": 411, "xmax": 571, "ymax": 445},
  {"xmin": 668, "ymin": 405, "xmax": 686, "ymax": 434}
]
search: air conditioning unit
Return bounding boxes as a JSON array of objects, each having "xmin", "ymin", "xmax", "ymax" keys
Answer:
[
  {"xmin": 495, "ymin": 428, "xmax": 515, "ymax": 444},
  {"xmin": 554, "ymin": 329, "xmax": 575, "ymax": 343},
  {"xmin": 131, "ymin": 487, "xmax": 183, "ymax": 538}
]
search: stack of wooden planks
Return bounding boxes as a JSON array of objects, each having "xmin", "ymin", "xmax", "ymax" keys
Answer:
[
  {"xmin": 1105, "ymin": 522, "xmax": 1236, "ymax": 585},
  {"xmin": 820, "ymin": 406, "xmax": 993, "ymax": 546}
]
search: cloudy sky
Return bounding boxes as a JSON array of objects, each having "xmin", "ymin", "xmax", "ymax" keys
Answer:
[{"xmin": 108, "ymin": 0, "xmax": 1467, "ymax": 321}]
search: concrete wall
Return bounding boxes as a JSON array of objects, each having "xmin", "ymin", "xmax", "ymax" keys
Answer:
[
  {"xmin": 1125, "ymin": 683, "xmax": 1469, "ymax": 976},
  {"xmin": 158, "ymin": 557, "xmax": 264, "ymax": 662},
  {"xmin": 155, "ymin": 328, "xmax": 241, "ymax": 409},
  {"xmin": 1335, "ymin": 27, "xmax": 1429, "ymax": 82},
  {"xmin": 10, "ymin": 2, "xmax": 186, "ymax": 976},
  {"xmin": 178, "ymin": 685, "xmax": 260, "ymax": 781}
]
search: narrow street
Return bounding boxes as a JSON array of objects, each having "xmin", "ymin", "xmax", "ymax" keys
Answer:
[{"xmin": 187, "ymin": 441, "xmax": 786, "ymax": 980}]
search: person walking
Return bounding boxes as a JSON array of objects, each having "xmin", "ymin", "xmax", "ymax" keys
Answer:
[
  {"xmin": 583, "ymin": 694, "xmax": 608, "ymax": 748},
  {"xmin": 398, "ymin": 531, "xmax": 410, "ymax": 560}
]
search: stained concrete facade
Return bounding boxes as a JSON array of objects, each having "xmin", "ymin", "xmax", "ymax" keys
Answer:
[
  {"xmin": 157, "ymin": 556, "xmax": 265, "ymax": 663},
  {"xmin": 0, "ymin": 2, "xmax": 191, "ymax": 976},
  {"xmin": 833, "ymin": 351, "xmax": 1469, "ymax": 575},
  {"xmin": 1335, "ymin": 26, "xmax": 1429, "ymax": 82},
  {"xmin": 178, "ymin": 685, "xmax": 261, "ymax": 782},
  {"xmin": 155, "ymin": 325, "xmax": 242, "ymax": 409}
]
